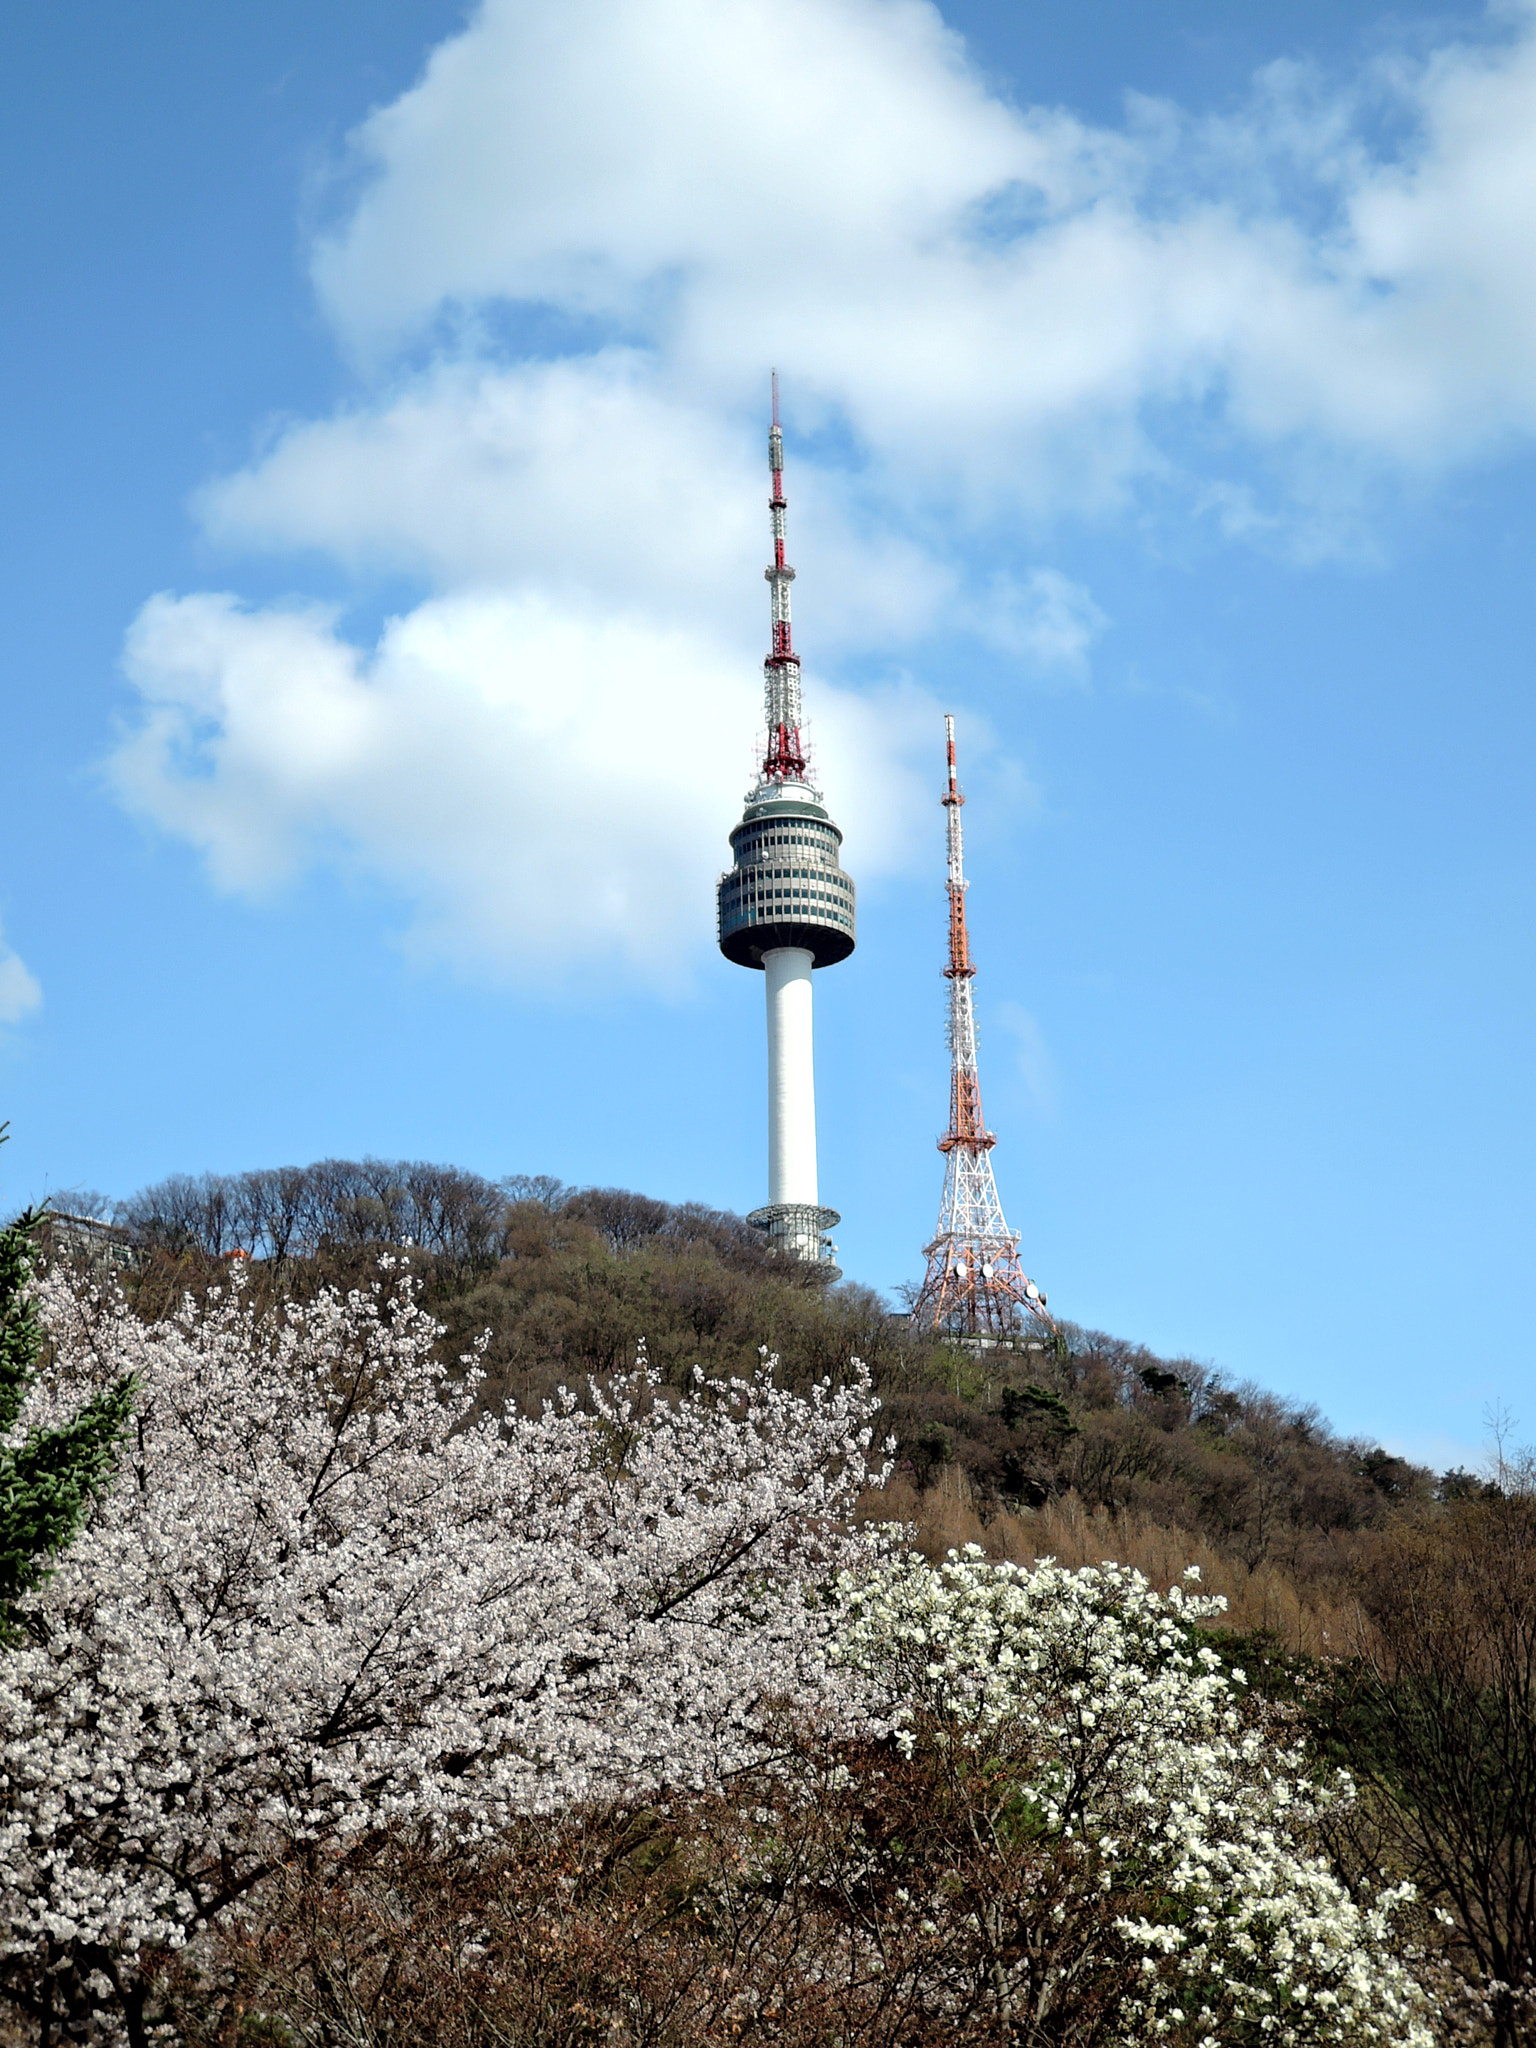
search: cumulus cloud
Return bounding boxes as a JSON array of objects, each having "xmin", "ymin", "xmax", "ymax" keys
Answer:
[
  {"xmin": 311, "ymin": 0, "xmax": 1536, "ymax": 482},
  {"xmin": 199, "ymin": 354, "xmax": 952, "ymax": 654},
  {"xmin": 0, "ymin": 928, "xmax": 42, "ymax": 1025},
  {"xmin": 111, "ymin": 0, "xmax": 1536, "ymax": 984},
  {"xmin": 113, "ymin": 591, "xmax": 936, "ymax": 983}
]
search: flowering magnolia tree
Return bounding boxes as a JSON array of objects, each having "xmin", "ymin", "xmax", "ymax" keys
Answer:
[
  {"xmin": 0, "ymin": 1263, "xmax": 887, "ymax": 2039},
  {"xmin": 832, "ymin": 1548, "xmax": 1435, "ymax": 2048}
]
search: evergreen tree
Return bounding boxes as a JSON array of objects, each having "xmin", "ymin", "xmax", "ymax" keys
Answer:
[{"xmin": 0, "ymin": 1128, "xmax": 134, "ymax": 1637}]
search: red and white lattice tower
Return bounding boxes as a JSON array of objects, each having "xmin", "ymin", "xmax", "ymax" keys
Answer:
[
  {"xmin": 717, "ymin": 377, "xmax": 856, "ymax": 1274},
  {"xmin": 911, "ymin": 717, "xmax": 1054, "ymax": 1339}
]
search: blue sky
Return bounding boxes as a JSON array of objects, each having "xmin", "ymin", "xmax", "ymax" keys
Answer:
[{"xmin": 2, "ymin": 0, "xmax": 1531, "ymax": 1468}]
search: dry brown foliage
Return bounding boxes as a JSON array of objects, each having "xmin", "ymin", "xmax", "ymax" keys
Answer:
[
  {"xmin": 144, "ymin": 1725, "xmax": 1238, "ymax": 2048},
  {"xmin": 1321, "ymin": 1490, "xmax": 1536, "ymax": 2048},
  {"xmin": 871, "ymin": 1465, "xmax": 1354, "ymax": 1652}
]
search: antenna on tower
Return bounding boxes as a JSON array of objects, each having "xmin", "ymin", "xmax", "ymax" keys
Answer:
[
  {"xmin": 762, "ymin": 371, "xmax": 805, "ymax": 782},
  {"xmin": 911, "ymin": 716, "xmax": 1055, "ymax": 1343}
]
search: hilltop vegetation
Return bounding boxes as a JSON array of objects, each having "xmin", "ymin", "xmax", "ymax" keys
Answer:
[
  {"xmin": 94, "ymin": 1157, "xmax": 1436, "ymax": 1635},
  {"xmin": 14, "ymin": 1155, "xmax": 1531, "ymax": 2045}
]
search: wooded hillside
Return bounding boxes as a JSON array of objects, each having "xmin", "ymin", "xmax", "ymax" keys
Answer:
[
  {"xmin": 24, "ymin": 1156, "xmax": 1530, "ymax": 2045},
  {"xmin": 91, "ymin": 1156, "xmax": 1438, "ymax": 1636}
]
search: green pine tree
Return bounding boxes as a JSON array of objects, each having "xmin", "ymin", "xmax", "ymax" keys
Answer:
[{"xmin": 1, "ymin": 1128, "xmax": 134, "ymax": 1639}]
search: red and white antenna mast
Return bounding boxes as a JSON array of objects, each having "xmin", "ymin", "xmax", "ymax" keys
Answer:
[
  {"xmin": 911, "ymin": 716, "xmax": 1055, "ymax": 1340},
  {"xmin": 762, "ymin": 369, "xmax": 808, "ymax": 783}
]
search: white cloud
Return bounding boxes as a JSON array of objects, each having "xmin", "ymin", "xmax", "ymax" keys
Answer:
[
  {"xmin": 311, "ymin": 0, "xmax": 1043, "ymax": 367},
  {"xmin": 994, "ymin": 1001, "xmax": 1060, "ymax": 1120},
  {"xmin": 199, "ymin": 353, "xmax": 952, "ymax": 654},
  {"xmin": 113, "ymin": 590, "xmax": 937, "ymax": 984},
  {"xmin": 0, "ymin": 929, "xmax": 41, "ymax": 1025},
  {"xmin": 310, "ymin": 0, "xmax": 1536, "ymax": 483},
  {"xmin": 972, "ymin": 571, "xmax": 1108, "ymax": 679},
  {"xmin": 110, "ymin": 0, "xmax": 1536, "ymax": 984}
]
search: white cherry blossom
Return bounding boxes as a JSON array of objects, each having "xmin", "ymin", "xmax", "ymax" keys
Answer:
[{"xmin": 1, "ymin": 1266, "xmax": 887, "ymax": 1965}]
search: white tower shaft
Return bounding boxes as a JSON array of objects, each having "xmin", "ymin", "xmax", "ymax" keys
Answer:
[{"xmin": 765, "ymin": 947, "xmax": 818, "ymax": 1205}]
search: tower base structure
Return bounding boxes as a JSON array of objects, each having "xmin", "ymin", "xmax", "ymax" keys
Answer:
[
  {"xmin": 748, "ymin": 1200, "xmax": 841, "ymax": 1277},
  {"xmin": 751, "ymin": 944, "xmax": 842, "ymax": 1275},
  {"xmin": 911, "ymin": 1229, "xmax": 1049, "ymax": 1339}
]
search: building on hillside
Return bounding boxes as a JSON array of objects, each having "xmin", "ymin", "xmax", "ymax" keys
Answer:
[{"xmin": 41, "ymin": 1212, "xmax": 137, "ymax": 1273}]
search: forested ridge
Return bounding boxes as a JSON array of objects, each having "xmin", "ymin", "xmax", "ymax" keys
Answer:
[
  {"xmin": 87, "ymin": 1156, "xmax": 1447, "ymax": 1618},
  {"xmin": 6, "ymin": 1154, "xmax": 1531, "ymax": 2046}
]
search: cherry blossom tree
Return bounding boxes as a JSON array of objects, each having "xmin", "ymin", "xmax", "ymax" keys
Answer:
[{"xmin": 0, "ymin": 1261, "xmax": 887, "ymax": 2042}]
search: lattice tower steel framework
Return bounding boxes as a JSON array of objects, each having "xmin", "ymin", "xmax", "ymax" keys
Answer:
[
  {"xmin": 911, "ymin": 717, "xmax": 1055, "ymax": 1339},
  {"xmin": 763, "ymin": 375, "xmax": 806, "ymax": 783}
]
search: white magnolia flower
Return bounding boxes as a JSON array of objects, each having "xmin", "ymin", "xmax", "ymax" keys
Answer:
[{"xmin": 835, "ymin": 1547, "xmax": 1433, "ymax": 2048}]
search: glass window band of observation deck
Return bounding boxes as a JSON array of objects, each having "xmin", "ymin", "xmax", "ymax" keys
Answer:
[
  {"xmin": 716, "ymin": 871, "xmax": 856, "ymax": 970},
  {"xmin": 720, "ymin": 793, "xmax": 855, "ymax": 968}
]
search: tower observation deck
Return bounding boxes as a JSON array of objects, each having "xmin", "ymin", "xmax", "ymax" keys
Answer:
[{"xmin": 717, "ymin": 379, "xmax": 855, "ymax": 1273}]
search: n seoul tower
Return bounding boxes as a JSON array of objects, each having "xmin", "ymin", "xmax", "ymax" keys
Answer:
[{"xmin": 717, "ymin": 378, "xmax": 855, "ymax": 1272}]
